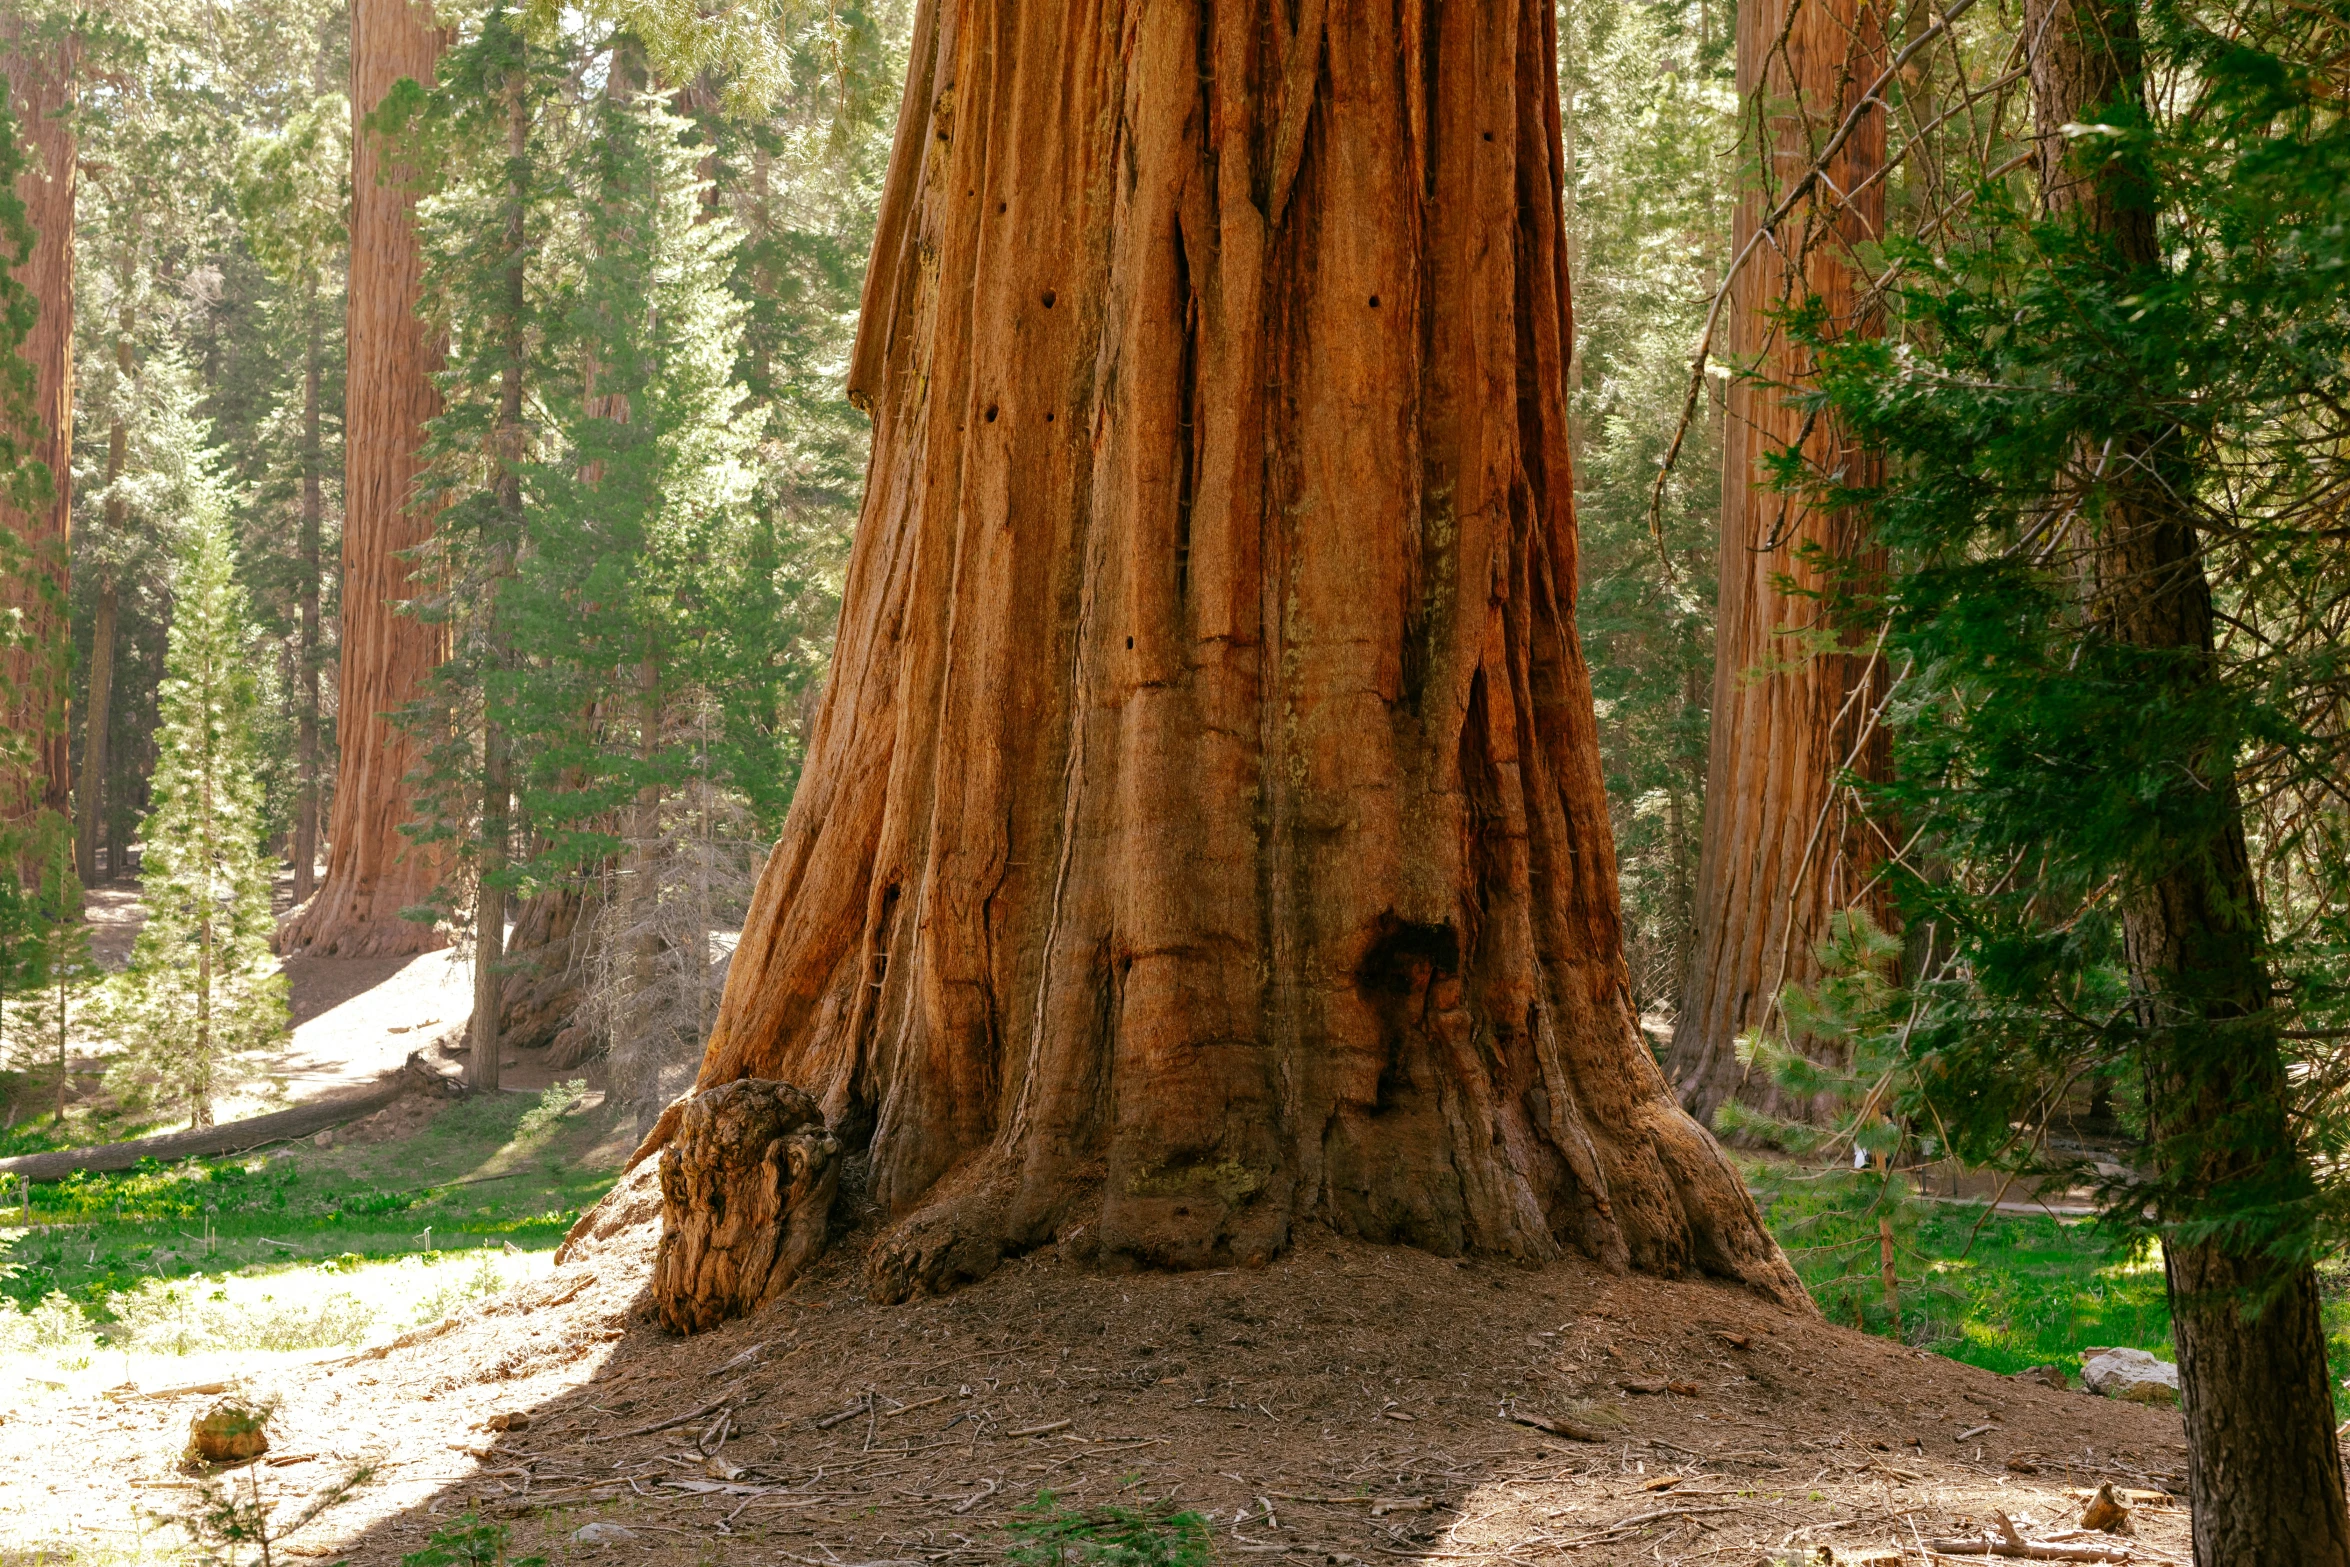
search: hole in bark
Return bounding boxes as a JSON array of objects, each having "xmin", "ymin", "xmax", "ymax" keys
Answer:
[
  {"xmin": 1042, "ymin": 289, "xmax": 1056, "ymax": 307},
  {"xmin": 1125, "ymin": 636, "xmax": 1134, "ymax": 649},
  {"xmin": 997, "ymin": 201, "xmax": 1007, "ymax": 213},
  {"xmin": 1356, "ymin": 917, "xmax": 1460, "ymax": 996},
  {"xmin": 1369, "ymin": 295, "xmax": 1381, "ymax": 308},
  {"xmin": 1482, "ymin": 131, "xmax": 1494, "ymax": 142},
  {"xmin": 986, "ymin": 405, "xmax": 999, "ymax": 422},
  {"xmin": 1045, "ymin": 412, "xmax": 1055, "ymax": 422}
]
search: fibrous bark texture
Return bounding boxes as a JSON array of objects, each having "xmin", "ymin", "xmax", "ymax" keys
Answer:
[
  {"xmin": 1667, "ymin": 0, "xmax": 1890, "ymax": 1127},
  {"xmin": 652, "ymin": 1078, "xmax": 840, "ymax": 1334},
  {"xmin": 659, "ymin": 0, "xmax": 1805, "ymax": 1313},
  {"xmin": 2028, "ymin": 0, "xmax": 2350, "ymax": 1555},
  {"xmin": 0, "ymin": 28, "xmax": 75, "ymax": 837},
  {"xmin": 280, "ymin": 0, "xmax": 448, "ymax": 957}
]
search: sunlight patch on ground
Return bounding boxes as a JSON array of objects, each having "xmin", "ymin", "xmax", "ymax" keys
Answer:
[{"xmin": 0, "ymin": 1246, "xmax": 553, "ymax": 1397}]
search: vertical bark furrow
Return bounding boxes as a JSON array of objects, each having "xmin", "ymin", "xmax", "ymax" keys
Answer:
[{"xmin": 650, "ymin": 0, "xmax": 1805, "ymax": 1316}]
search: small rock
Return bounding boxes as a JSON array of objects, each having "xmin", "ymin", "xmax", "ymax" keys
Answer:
[
  {"xmin": 572, "ymin": 1523, "xmax": 638, "ymax": 1546},
  {"xmin": 2009, "ymin": 1364, "xmax": 2069, "ymax": 1390},
  {"xmin": 312, "ymin": 1130, "xmax": 334, "ymax": 1149},
  {"xmin": 2081, "ymin": 1347, "xmax": 2180, "ymax": 1405}
]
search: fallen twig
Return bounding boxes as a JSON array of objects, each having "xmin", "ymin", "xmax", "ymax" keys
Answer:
[
  {"xmin": 612, "ymin": 1394, "xmax": 735, "ymax": 1442},
  {"xmin": 1503, "ymin": 1410, "xmax": 1608, "ymax": 1443},
  {"xmin": 815, "ymin": 1394, "xmax": 873, "ymax": 1430}
]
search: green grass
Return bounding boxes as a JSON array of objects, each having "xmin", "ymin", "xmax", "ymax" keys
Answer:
[
  {"xmin": 0, "ymin": 1067, "xmax": 176, "ymax": 1163},
  {"xmin": 0, "ymin": 1083, "xmax": 624, "ymax": 1326},
  {"xmin": 1758, "ymin": 1175, "xmax": 2350, "ymax": 1399}
]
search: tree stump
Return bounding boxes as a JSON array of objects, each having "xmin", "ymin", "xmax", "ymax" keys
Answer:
[{"xmin": 651, "ymin": 1079, "xmax": 839, "ymax": 1334}]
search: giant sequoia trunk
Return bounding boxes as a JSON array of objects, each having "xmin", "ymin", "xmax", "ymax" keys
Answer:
[
  {"xmin": 2028, "ymin": 0, "xmax": 2350, "ymax": 1555},
  {"xmin": 1666, "ymin": 0, "xmax": 1890, "ymax": 1126},
  {"xmin": 652, "ymin": 0, "xmax": 1806, "ymax": 1316},
  {"xmin": 0, "ymin": 28, "xmax": 75, "ymax": 841},
  {"xmin": 280, "ymin": 0, "xmax": 448, "ymax": 957}
]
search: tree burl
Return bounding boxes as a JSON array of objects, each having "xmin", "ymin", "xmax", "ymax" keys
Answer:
[{"xmin": 644, "ymin": 0, "xmax": 1807, "ymax": 1315}]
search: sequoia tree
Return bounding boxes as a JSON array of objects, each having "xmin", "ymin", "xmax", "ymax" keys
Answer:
[
  {"xmin": 0, "ymin": 22, "xmax": 75, "ymax": 838},
  {"xmin": 1666, "ymin": 0, "xmax": 1889, "ymax": 1125},
  {"xmin": 280, "ymin": 0, "xmax": 446, "ymax": 956},
  {"xmin": 646, "ymin": 0, "xmax": 1806, "ymax": 1316}
]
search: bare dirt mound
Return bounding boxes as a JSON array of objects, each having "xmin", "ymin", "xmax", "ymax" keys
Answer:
[{"xmin": 7, "ymin": 1196, "xmax": 2191, "ymax": 1564}]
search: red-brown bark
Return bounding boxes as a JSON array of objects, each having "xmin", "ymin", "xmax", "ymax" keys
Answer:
[
  {"xmin": 1666, "ymin": 0, "xmax": 1890, "ymax": 1126},
  {"xmin": 650, "ymin": 0, "xmax": 1805, "ymax": 1316},
  {"xmin": 0, "ymin": 27, "xmax": 75, "ymax": 839},
  {"xmin": 280, "ymin": 0, "xmax": 448, "ymax": 957}
]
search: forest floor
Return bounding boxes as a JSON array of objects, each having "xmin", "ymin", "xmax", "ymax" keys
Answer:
[
  {"xmin": 0, "ymin": 1169, "xmax": 2196, "ymax": 1567},
  {"xmin": 0, "ymin": 898, "xmax": 2221, "ymax": 1565}
]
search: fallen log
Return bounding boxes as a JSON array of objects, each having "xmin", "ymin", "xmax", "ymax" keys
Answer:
[{"xmin": 0, "ymin": 1068, "xmax": 421, "ymax": 1183}]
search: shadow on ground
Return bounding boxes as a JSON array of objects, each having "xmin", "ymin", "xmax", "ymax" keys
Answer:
[{"xmin": 139, "ymin": 1191, "xmax": 2194, "ymax": 1567}]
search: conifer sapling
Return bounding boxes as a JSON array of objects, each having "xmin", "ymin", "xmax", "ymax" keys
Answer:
[{"xmin": 102, "ymin": 485, "xmax": 288, "ymax": 1128}]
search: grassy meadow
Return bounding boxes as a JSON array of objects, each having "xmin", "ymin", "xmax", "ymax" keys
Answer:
[
  {"xmin": 0, "ymin": 1083, "xmax": 629, "ymax": 1366},
  {"xmin": 9, "ymin": 1084, "xmax": 2348, "ymax": 1406}
]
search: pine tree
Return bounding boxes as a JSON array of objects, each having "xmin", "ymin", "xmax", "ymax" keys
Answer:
[
  {"xmin": 236, "ymin": 79, "xmax": 349, "ymax": 902},
  {"xmin": 396, "ymin": 14, "xmax": 794, "ymax": 1105},
  {"xmin": 517, "ymin": 71, "xmax": 763, "ymax": 1112},
  {"xmin": 1799, "ymin": 0, "xmax": 2350, "ymax": 1541},
  {"xmin": 25, "ymin": 827, "xmax": 88, "ymax": 1121},
  {"xmin": 101, "ymin": 481, "xmax": 287, "ymax": 1129}
]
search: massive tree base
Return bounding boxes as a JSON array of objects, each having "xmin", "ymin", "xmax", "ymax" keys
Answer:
[
  {"xmin": 277, "ymin": 900, "xmax": 449, "ymax": 959},
  {"xmin": 651, "ymin": 1079, "xmax": 840, "ymax": 1334},
  {"xmin": 643, "ymin": 0, "xmax": 1808, "ymax": 1322}
]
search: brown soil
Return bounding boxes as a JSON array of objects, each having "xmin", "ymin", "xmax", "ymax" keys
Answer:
[{"xmin": 8, "ymin": 1190, "xmax": 2192, "ymax": 1565}]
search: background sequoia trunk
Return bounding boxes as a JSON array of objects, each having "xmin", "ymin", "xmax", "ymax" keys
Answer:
[
  {"xmin": 1666, "ymin": 0, "xmax": 1890, "ymax": 1127},
  {"xmin": 280, "ymin": 0, "xmax": 447, "ymax": 957},
  {"xmin": 663, "ymin": 0, "xmax": 1806, "ymax": 1312},
  {"xmin": 0, "ymin": 28, "xmax": 75, "ymax": 839}
]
